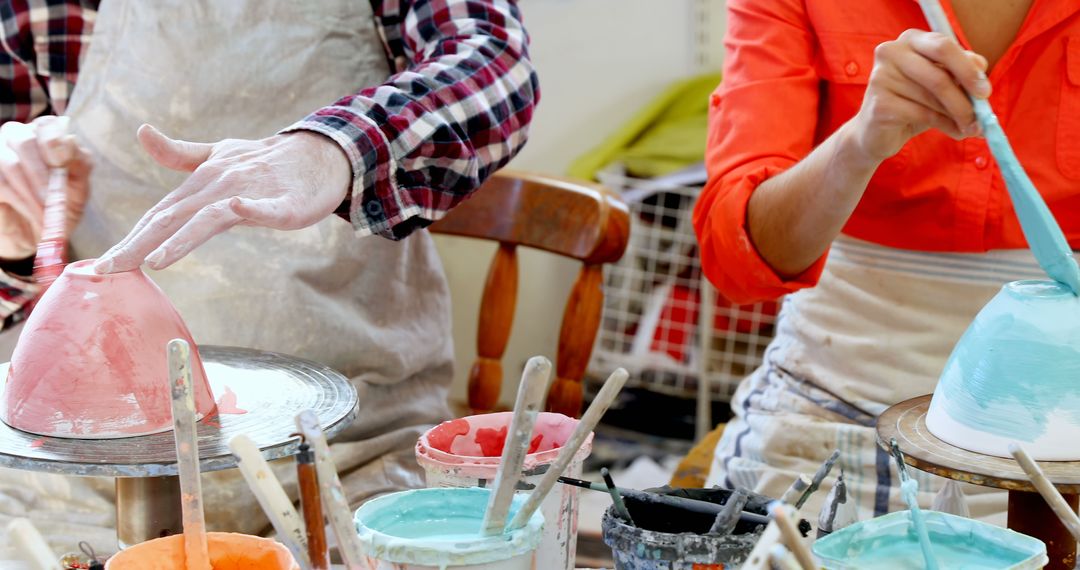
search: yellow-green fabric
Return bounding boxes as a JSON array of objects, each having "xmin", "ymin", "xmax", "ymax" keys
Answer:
[{"xmin": 568, "ymin": 73, "xmax": 721, "ymax": 180}]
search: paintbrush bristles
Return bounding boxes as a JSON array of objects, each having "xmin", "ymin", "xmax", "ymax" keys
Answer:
[
  {"xmin": 481, "ymin": 356, "xmax": 551, "ymax": 536},
  {"xmin": 168, "ymin": 339, "xmax": 211, "ymax": 570}
]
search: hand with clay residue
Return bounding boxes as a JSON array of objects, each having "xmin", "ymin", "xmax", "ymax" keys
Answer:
[
  {"xmin": 94, "ymin": 124, "xmax": 351, "ymax": 274},
  {"xmin": 0, "ymin": 116, "xmax": 91, "ymax": 260}
]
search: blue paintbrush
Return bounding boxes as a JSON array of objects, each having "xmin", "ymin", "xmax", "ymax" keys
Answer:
[{"xmin": 918, "ymin": 0, "xmax": 1080, "ymax": 295}]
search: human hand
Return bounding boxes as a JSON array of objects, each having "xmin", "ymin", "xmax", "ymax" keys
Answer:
[
  {"xmin": 0, "ymin": 116, "xmax": 91, "ymax": 260},
  {"xmin": 848, "ymin": 29, "xmax": 990, "ymax": 165},
  {"xmin": 93, "ymin": 125, "xmax": 352, "ymax": 274}
]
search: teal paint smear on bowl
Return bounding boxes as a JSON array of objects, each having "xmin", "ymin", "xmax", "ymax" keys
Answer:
[
  {"xmin": 813, "ymin": 510, "xmax": 1048, "ymax": 569},
  {"xmin": 935, "ymin": 280, "xmax": 1080, "ymax": 442}
]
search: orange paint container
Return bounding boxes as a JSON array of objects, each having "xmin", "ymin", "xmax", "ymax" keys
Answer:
[{"xmin": 105, "ymin": 532, "xmax": 299, "ymax": 570}]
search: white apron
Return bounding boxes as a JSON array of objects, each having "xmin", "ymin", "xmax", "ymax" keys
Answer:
[
  {"xmin": 0, "ymin": 0, "xmax": 454, "ymax": 551},
  {"xmin": 706, "ymin": 236, "xmax": 1065, "ymax": 525}
]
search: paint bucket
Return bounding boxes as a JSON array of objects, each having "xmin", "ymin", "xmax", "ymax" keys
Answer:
[
  {"xmin": 354, "ymin": 487, "xmax": 544, "ymax": 569},
  {"xmin": 415, "ymin": 412, "xmax": 591, "ymax": 570},
  {"xmin": 812, "ymin": 510, "xmax": 1048, "ymax": 569},
  {"xmin": 104, "ymin": 532, "xmax": 299, "ymax": 569},
  {"xmin": 601, "ymin": 502, "xmax": 763, "ymax": 569}
]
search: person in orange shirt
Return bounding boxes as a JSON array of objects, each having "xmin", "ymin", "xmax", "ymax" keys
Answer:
[{"xmin": 694, "ymin": 0, "xmax": 1077, "ymax": 522}]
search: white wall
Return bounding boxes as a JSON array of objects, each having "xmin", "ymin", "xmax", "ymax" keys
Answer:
[{"xmin": 436, "ymin": 0, "xmax": 727, "ymax": 406}]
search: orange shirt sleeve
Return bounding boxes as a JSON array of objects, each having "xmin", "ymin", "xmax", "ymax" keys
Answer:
[{"xmin": 693, "ymin": 0, "xmax": 828, "ymax": 304}]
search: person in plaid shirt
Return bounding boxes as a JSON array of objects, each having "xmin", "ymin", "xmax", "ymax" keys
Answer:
[{"xmin": 0, "ymin": 0, "xmax": 537, "ymax": 548}]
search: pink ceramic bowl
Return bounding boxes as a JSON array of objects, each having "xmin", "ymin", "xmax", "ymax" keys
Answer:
[{"xmin": 0, "ymin": 259, "xmax": 215, "ymax": 438}]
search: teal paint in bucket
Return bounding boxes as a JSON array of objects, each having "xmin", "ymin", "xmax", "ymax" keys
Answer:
[
  {"xmin": 416, "ymin": 412, "xmax": 590, "ymax": 570},
  {"xmin": 354, "ymin": 487, "xmax": 544, "ymax": 570},
  {"xmin": 812, "ymin": 510, "xmax": 1048, "ymax": 569}
]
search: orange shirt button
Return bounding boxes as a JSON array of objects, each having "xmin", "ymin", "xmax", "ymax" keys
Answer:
[
  {"xmin": 974, "ymin": 155, "xmax": 989, "ymax": 169},
  {"xmin": 845, "ymin": 61, "xmax": 859, "ymax": 76}
]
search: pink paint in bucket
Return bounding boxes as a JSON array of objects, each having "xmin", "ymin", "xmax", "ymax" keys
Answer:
[
  {"xmin": 354, "ymin": 487, "xmax": 543, "ymax": 570},
  {"xmin": 416, "ymin": 412, "xmax": 592, "ymax": 570},
  {"xmin": 104, "ymin": 532, "xmax": 298, "ymax": 569}
]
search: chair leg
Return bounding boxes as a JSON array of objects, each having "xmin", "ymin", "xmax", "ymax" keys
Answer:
[
  {"xmin": 549, "ymin": 264, "xmax": 604, "ymax": 417},
  {"xmin": 469, "ymin": 243, "xmax": 518, "ymax": 412}
]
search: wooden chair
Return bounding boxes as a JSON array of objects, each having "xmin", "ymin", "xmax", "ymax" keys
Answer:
[{"xmin": 430, "ymin": 170, "xmax": 630, "ymax": 417}]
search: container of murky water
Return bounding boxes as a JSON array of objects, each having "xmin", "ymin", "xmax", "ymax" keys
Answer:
[
  {"xmin": 354, "ymin": 487, "xmax": 544, "ymax": 569},
  {"xmin": 812, "ymin": 510, "xmax": 1048, "ymax": 569},
  {"xmin": 105, "ymin": 532, "xmax": 298, "ymax": 569},
  {"xmin": 601, "ymin": 493, "xmax": 767, "ymax": 570},
  {"xmin": 415, "ymin": 412, "xmax": 590, "ymax": 570}
]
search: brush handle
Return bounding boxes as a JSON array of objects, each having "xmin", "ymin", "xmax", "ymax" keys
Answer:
[
  {"xmin": 481, "ymin": 356, "xmax": 551, "ymax": 535},
  {"xmin": 228, "ymin": 434, "xmax": 310, "ymax": 569},
  {"xmin": 1009, "ymin": 443, "xmax": 1080, "ymax": 542},
  {"xmin": 508, "ymin": 367, "xmax": 630, "ymax": 531},
  {"xmin": 298, "ymin": 447, "xmax": 330, "ymax": 570},
  {"xmin": 558, "ymin": 477, "xmax": 770, "ymax": 525},
  {"xmin": 296, "ymin": 410, "xmax": 366, "ymax": 569},
  {"xmin": 770, "ymin": 502, "xmax": 816, "ymax": 570},
  {"xmin": 917, "ymin": 0, "xmax": 1080, "ymax": 294},
  {"xmin": 797, "ymin": 449, "xmax": 840, "ymax": 509},
  {"xmin": 168, "ymin": 339, "xmax": 211, "ymax": 570},
  {"xmin": 8, "ymin": 518, "xmax": 60, "ymax": 570},
  {"xmin": 780, "ymin": 475, "xmax": 811, "ymax": 506}
]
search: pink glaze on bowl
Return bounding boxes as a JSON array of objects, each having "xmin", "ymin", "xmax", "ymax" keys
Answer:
[
  {"xmin": 0, "ymin": 259, "xmax": 215, "ymax": 438},
  {"xmin": 105, "ymin": 532, "xmax": 299, "ymax": 569}
]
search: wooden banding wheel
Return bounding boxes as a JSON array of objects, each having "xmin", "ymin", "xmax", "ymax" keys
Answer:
[{"xmin": 878, "ymin": 395, "xmax": 1080, "ymax": 570}]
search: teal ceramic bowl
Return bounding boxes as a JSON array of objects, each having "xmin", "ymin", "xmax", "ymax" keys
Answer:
[
  {"xmin": 813, "ymin": 510, "xmax": 1047, "ymax": 569},
  {"xmin": 927, "ymin": 279, "xmax": 1080, "ymax": 460}
]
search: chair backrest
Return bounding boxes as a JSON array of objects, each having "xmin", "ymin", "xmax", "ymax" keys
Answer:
[{"xmin": 430, "ymin": 170, "xmax": 630, "ymax": 417}]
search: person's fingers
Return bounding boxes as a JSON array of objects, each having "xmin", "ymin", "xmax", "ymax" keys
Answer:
[
  {"xmin": 965, "ymin": 50, "xmax": 989, "ymax": 73},
  {"xmin": 0, "ymin": 144, "xmax": 42, "ymax": 213},
  {"xmin": 891, "ymin": 94, "xmax": 965, "ymax": 139},
  {"xmin": 229, "ymin": 196, "xmax": 301, "ymax": 230},
  {"xmin": 137, "ymin": 124, "xmax": 214, "ymax": 172},
  {"xmin": 33, "ymin": 115, "xmax": 75, "ymax": 167},
  {"xmin": 905, "ymin": 30, "xmax": 991, "ymax": 99},
  {"xmin": 1, "ymin": 121, "xmax": 49, "ymax": 192},
  {"xmin": 0, "ymin": 174, "xmax": 43, "ymax": 233},
  {"xmin": 145, "ymin": 199, "xmax": 241, "ymax": 270},
  {"xmin": 892, "ymin": 46, "xmax": 978, "ymax": 134}
]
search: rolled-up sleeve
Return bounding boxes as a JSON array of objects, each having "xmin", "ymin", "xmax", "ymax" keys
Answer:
[{"xmin": 692, "ymin": 0, "xmax": 826, "ymax": 304}]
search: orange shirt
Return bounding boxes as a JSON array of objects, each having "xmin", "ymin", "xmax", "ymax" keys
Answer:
[{"xmin": 693, "ymin": 0, "xmax": 1080, "ymax": 304}]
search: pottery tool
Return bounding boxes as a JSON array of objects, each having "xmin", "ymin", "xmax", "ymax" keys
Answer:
[
  {"xmin": 741, "ymin": 513, "xmax": 784, "ymax": 570},
  {"xmin": 709, "ymin": 487, "xmax": 749, "ymax": 535},
  {"xmin": 601, "ymin": 467, "xmax": 635, "ymax": 526},
  {"xmin": 918, "ymin": 0, "xmax": 1080, "ymax": 294},
  {"xmin": 7, "ymin": 518, "xmax": 60, "ymax": 570},
  {"xmin": 296, "ymin": 437, "xmax": 330, "ymax": 570},
  {"xmin": 481, "ymin": 356, "xmax": 552, "ymax": 536},
  {"xmin": 295, "ymin": 409, "xmax": 365, "ymax": 568},
  {"xmin": 780, "ymin": 474, "xmax": 811, "ymax": 506},
  {"xmin": 31, "ymin": 117, "xmax": 73, "ymax": 297},
  {"xmin": 1009, "ymin": 443, "xmax": 1080, "ymax": 542},
  {"xmin": 228, "ymin": 433, "xmax": 311, "ymax": 569},
  {"xmin": 796, "ymin": 449, "xmax": 840, "ymax": 510},
  {"xmin": 891, "ymin": 438, "xmax": 939, "ymax": 570},
  {"xmin": 507, "ymin": 367, "xmax": 630, "ymax": 531},
  {"xmin": 558, "ymin": 476, "xmax": 770, "ymax": 525},
  {"xmin": 167, "ymin": 339, "xmax": 211, "ymax": 570},
  {"xmin": 817, "ymin": 470, "xmax": 855, "ymax": 538},
  {"xmin": 769, "ymin": 502, "xmax": 816, "ymax": 570}
]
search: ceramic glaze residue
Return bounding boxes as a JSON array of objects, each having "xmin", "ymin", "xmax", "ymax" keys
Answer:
[
  {"xmin": 935, "ymin": 280, "xmax": 1080, "ymax": 443},
  {"xmin": 353, "ymin": 487, "xmax": 543, "ymax": 568},
  {"xmin": 900, "ymin": 479, "xmax": 937, "ymax": 570},
  {"xmin": 812, "ymin": 510, "xmax": 1047, "ymax": 570},
  {"xmin": 215, "ymin": 386, "xmax": 248, "ymax": 415}
]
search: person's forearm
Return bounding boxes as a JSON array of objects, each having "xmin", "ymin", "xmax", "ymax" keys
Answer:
[{"xmin": 746, "ymin": 121, "xmax": 882, "ymax": 277}]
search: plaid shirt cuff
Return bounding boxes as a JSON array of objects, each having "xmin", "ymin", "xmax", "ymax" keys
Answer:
[
  {"xmin": 0, "ymin": 268, "xmax": 37, "ymax": 330},
  {"xmin": 284, "ymin": 112, "xmax": 429, "ymax": 240}
]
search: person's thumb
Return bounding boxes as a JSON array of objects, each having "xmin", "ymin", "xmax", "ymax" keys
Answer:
[{"xmin": 137, "ymin": 123, "xmax": 213, "ymax": 172}]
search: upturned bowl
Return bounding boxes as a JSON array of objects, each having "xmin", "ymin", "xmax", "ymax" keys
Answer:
[
  {"xmin": 927, "ymin": 279, "xmax": 1080, "ymax": 460},
  {"xmin": 0, "ymin": 259, "xmax": 215, "ymax": 438}
]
